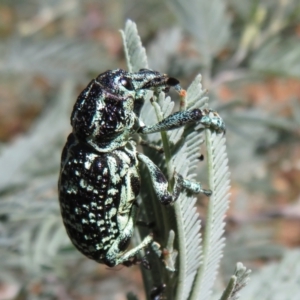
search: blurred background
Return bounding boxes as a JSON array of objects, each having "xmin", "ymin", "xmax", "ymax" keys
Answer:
[{"xmin": 0, "ymin": 0, "xmax": 300, "ymax": 299}]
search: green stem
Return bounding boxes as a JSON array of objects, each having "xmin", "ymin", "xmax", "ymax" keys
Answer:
[
  {"xmin": 220, "ymin": 276, "xmax": 236, "ymax": 300},
  {"xmin": 152, "ymin": 98, "xmax": 187, "ymax": 300},
  {"xmin": 151, "ymin": 101, "xmax": 173, "ymax": 181}
]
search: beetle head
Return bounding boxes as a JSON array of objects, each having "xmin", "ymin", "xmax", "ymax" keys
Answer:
[{"xmin": 95, "ymin": 68, "xmax": 180, "ymax": 96}]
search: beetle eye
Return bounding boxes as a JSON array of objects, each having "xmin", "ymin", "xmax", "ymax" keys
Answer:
[{"xmin": 121, "ymin": 78, "xmax": 134, "ymax": 91}]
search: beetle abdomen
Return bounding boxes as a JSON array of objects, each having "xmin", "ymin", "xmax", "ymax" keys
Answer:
[{"xmin": 58, "ymin": 135, "xmax": 140, "ymax": 262}]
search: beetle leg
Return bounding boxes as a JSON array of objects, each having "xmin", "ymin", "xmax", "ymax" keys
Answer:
[
  {"xmin": 138, "ymin": 153, "xmax": 210, "ymax": 205},
  {"xmin": 104, "ymin": 203, "xmax": 153, "ymax": 267},
  {"xmin": 139, "ymin": 139, "xmax": 164, "ymax": 153},
  {"xmin": 138, "ymin": 108, "xmax": 225, "ymax": 134},
  {"xmin": 181, "ymin": 176, "xmax": 212, "ymax": 196},
  {"xmin": 131, "ymin": 133, "xmax": 164, "ymax": 153}
]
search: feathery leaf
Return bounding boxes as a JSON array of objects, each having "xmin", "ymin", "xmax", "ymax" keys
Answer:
[
  {"xmin": 190, "ymin": 131, "xmax": 230, "ymax": 300},
  {"xmin": 220, "ymin": 262, "xmax": 251, "ymax": 300},
  {"xmin": 120, "ymin": 19, "xmax": 148, "ymax": 72},
  {"xmin": 251, "ymin": 37, "xmax": 300, "ymax": 78},
  {"xmin": 167, "ymin": 0, "xmax": 231, "ymax": 66},
  {"xmin": 241, "ymin": 249, "xmax": 300, "ymax": 300},
  {"xmin": 0, "ymin": 80, "xmax": 74, "ymax": 190},
  {"xmin": 0, "ymin": 38, "xmax": 109, "ymax": 81}
]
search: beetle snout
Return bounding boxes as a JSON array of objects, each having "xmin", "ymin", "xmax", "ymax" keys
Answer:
[{"xmin": 131, "ymin": 69, "xmax": 182, "ymax": 93}]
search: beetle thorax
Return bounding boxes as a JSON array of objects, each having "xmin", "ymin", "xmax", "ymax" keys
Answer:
[{"xmin": 70, "ymin": 70, "xmax": 139, "ymax": 153}]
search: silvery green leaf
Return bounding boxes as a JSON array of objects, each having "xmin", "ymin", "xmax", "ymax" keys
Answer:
[
  {"xmin": 220, "ymin": 262, "xmax": 251, "ymax": 300},
  {"xmin": 251, "ymin": 37, "xmax": 300, "ymax": 78},
  {"xmin": 241, "ymin": 249, "xmax": 300, "ymax": 300},
  {"xmin": 0, "ymin": 80, "xmax": 74, "ymax": 191},
  {"xmin": 147, "ymin": 27, "xmax": 182, "ymax": 72},
  {"xmin": 168, "ymin": 0, "xmax": 231, "ymax": 66},
  {"xmin": 0, "ymin": 38, "xmax": 109, "ymax": 81},
  {"xmin": 190, "ymin": 132, "xmax": 230, "ymax": 300},
  {"xmin": 120, "ymin": 19, "xmax": 148, "ymax": 72}
]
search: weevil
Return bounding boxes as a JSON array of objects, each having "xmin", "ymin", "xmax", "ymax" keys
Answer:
[{"xmin": 58, "ymin": 69, "xmax": 225, "ymax": 267}]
